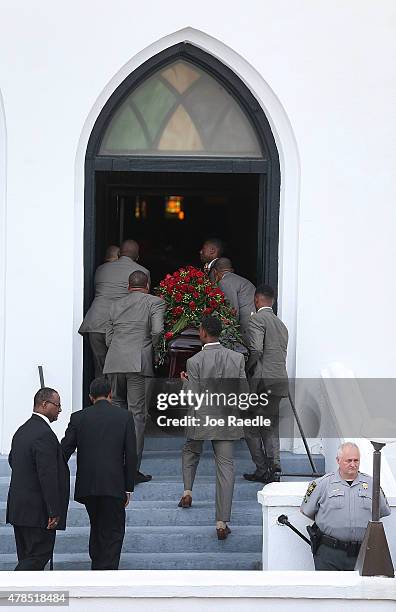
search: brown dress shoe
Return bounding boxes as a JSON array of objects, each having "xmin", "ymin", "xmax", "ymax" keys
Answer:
[
  {"xmin": 178, "ymin": 494, "xmax": 192, "ymax": 508},
  {"xmin": 216, "ymin": 525, "xmax": 231, "ymax": 540}
]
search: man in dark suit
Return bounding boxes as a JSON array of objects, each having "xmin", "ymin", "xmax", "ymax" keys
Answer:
[
  {"xmin": 7, "ymin": 388, "xmax": 70, "ymax": 570},
  {"xmin": 79, "ymin": 239, "xmax": 150, "ymax": 378},
  {"xmin": 61, "ymin": 377, "xmax": 137, "ymax": 570},
  {"xmin": 103, "ymin": 270, "xmax": 165, "ymax": 483},
  {"xmin": 243, "ymin": 285, "xmax": 289, "ymax": 484},
  {"xmin": 199, "ymin": 238, "xmax": 224, "ymax": 283}
]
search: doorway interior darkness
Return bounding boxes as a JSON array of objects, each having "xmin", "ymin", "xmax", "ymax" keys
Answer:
[
  {"xmin": 95, "ymin": 171, "xmax": 260, "ymax": 289},
  {"xmin": 83, "ymin": 43, "xmax": 280, "ymax": 402}
]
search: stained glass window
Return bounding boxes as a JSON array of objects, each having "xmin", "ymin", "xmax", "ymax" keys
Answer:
[{"xmin": 99, "ymin": 60, "xmax": 262, "ymax": 157}]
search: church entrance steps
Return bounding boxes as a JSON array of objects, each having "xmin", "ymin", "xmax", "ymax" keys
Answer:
[
  {"xmin": 0, "ymin": 438, "xmax": 324, "ymax": 570},
  {"xmin": 0, "ymin": 500, "xmax": 261, "ymax": 527},
  {"xmin": 0, "ymin": 525, "xmax": 261, "ymax": 554},
  {"xmin": 0, "ymin": 552, "xmax": 262, "ymax": 571}
]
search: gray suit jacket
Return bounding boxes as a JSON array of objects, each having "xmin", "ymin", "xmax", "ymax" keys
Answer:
[
  {"xmin": 103, "ymin": 291, "xmax": 165, "ymax": 376},
  {"xmin": 185, "ymin": 343, "xmax": 248, "ymax": 440},
  {"xmin": 219, "ymin": 272, "xmax": 256, "ymax": 339},
  {"xmin": 79, "ymin": 257, "xmax": 150, "ymax": 334},
  {"xmin": 246, "ymin": 307, "xmax": 288, "ymax": 397}
]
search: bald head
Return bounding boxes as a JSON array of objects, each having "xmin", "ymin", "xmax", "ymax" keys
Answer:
[
  {"xmin": 104, "ymin": 245, "xmax": 120, "ymax": 262},
  {"xmin": 214, "ymin": 258, "xmax": 233, "ymax": 273},
  {"xmin": 120, "ymin": 240, "xmax": 139, "ymax": 261},
  {"xmin": 213, "ymin": 257, "xmax": 233, "ymax": 282}
]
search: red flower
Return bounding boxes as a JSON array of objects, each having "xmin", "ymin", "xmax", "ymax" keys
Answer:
[
  {"xmin": 205, "ymin": 286, "xmax": 212, "ymax": 295},
  {"xmin": 172, "ymin": 306, "xmax": 183, "ymax": 316},
  {"xmin": 165, "ymin": 331, "xmax": 174, "ymax": 340},
  {"xmin": 175, "ymin": 292, "xmax": 183, "ymax": 303},
  {"xmin": 197, "ymin": 278, "xmax": 204, "ymax": 285},
  {"xmin": 189, "ymin": 301, "xmax": 196, "ymax": 311},
  {"xmin": 203, "ymin": 307, "xmax": 213, "ymax": 315},
  {"xmin": 193, "ymin": 291, "xmax": 199, "ymax": 299}
]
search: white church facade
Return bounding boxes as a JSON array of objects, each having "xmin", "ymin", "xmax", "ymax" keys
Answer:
[{"xmin": 0, "ymin": 0, "xmax": 395, "ymax": 606}]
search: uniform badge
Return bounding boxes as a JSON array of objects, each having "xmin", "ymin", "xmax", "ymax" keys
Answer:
[
  {"xmin": 362, "ymin": 483, "xmax": 368, "ymax": 490},
  {"xmin": 304, "ymin": 481, "xmax": 317, "ymax": 502}
]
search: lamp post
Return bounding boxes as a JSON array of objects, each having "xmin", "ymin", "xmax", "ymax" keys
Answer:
[{"xmin": 354, "ymin": 440, "xmax": 394, "ymax": 577}]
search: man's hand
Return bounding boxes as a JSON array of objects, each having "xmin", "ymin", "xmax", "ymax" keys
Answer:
[
  {"xmin": 125, "ymin": 492, "xmax": 131, "ymax": 508},
  {"xmin": 180, "ymin": 371, "xmax": 188, "ymax": 380},
  {"xmin": 47, "ymin": 516, "xmax": 60, "ymax": 530}
]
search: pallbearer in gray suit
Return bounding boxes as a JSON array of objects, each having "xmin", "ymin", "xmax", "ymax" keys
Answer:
[
  {"xmin": 178, "ymin": 315, "xmax": 247, "ymax": 540},
  {"xmin": 213, "ymin": 258, "xmax": 256, "ymax": 342},
  {"xmin": 244, "ymin": 285, "xmax": 288, "ymax": 484},
  {"xmin": 79, "ymin": 240, "xmax": 150, "ymax": 378},
  {"xmin": 103, "ymin": 270, "xmax": 165, "ymax": 484}
]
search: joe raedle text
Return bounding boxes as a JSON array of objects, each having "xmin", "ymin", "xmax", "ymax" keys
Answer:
[{"xmin": 156, "ymin": 415, "xmax": 271, "ymax": 427}]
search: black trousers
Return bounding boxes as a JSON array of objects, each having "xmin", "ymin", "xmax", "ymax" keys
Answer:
[
  {"xmin": 84, "ymin": 496, "xmax": 126, "ymax": 570},
  {"xmin": 314, "ymin": 544, "xmax": 357, "ymax": 571},
  {"xmin": 13, "ymin": 526, "xmax": 55, "ymax": 571}
]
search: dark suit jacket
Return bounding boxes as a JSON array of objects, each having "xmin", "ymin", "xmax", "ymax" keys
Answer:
[
  {"xmin": 61, "ymin": 400, "xmax": 137, "ymax": 502},
  {"xmin": 6, "ymin": 414, "xmax": 70, "ymax": 530}
]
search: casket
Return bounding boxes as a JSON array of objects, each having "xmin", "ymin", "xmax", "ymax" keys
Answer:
[
  {"xmin": 167, "ymin": 327, "xmax": 202, "ymax": 377},
  {"xmin": 149, "ymin": 328, "xmax": 201, "ymax": 431}
]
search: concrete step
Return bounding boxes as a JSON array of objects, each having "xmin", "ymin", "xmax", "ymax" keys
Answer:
[
  {"xmin": 0, "ymin": 476, "xmax": 263, "ymax": 501},
  {"xmin": 0, "ymin": 525, "xmax": 262, "ymax": 554},
  {"xmin": 0, "ymin": 552, "xmax": 262, "ymax": 571},
  {"xmin": 0, "ymin": 500, "xmax": 262, "ymax": 527},
  {"xmin": 0, "ymin": 450, "xmax": 324, "ymax": 477}
]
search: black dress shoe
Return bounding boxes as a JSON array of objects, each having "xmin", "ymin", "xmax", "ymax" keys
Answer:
[
  {"xmin": 135, "ymin": 471, "xmax": 152, "ymax": 484},
  {"xmin": 243, "ymin": 472, "xmax": 268, "ymax": 483}
]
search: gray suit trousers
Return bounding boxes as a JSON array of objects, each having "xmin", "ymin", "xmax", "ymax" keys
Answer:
[
  {"xmin": 182, "ymin": 439, "xmax": 235, "ymax": 522},
  {"xmin": 88, "ymin": 332, "xmax": 108, "ymax": 379},
  {"xmin": 110, "ymin": 373, "xmax": 146, "ymax": 470},
  {"xmin": 245, "ymin": 395, "xmax": 281, "ymax": 475}
]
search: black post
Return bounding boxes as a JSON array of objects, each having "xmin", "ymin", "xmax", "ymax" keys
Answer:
[
  {"xmin": 38, "ymin": 365, "xmax": 45, "ymax": 389},
  {"xmin": 288, "ymin": 392, "xmax": 320, "ymax": 476}
]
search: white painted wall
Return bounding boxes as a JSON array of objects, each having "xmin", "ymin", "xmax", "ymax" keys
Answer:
[{"xmin": 0, "ymin": 1, "xmax": 395, "ymax": 449}]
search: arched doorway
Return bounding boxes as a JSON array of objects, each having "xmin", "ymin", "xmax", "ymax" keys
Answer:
[{"xmin": 83, "ymin": 42, "xmax": 280, "ymax": 396}]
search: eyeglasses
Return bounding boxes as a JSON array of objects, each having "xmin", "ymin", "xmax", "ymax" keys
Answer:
[{"xmin": 45, "ymin": 400, "xmax": 61, "ymax": 409}]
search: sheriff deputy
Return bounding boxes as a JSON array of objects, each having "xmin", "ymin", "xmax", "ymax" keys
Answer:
[{"xmin": 300, "ymin": 441, "xmax": 390, "ymax": 570}]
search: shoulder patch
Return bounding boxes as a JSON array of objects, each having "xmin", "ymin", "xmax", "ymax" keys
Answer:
[{"xmin": 304, "ymin": 481, "xmax": 317, "ymax": 502}]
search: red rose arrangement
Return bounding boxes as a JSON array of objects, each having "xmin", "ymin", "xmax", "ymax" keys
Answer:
[{"xmin": 155, "ymin": 265, "xmax": 243, "ymax": 364}]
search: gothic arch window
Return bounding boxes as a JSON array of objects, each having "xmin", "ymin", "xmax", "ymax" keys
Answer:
[
  {"xmin": 99, "ymin": 60, "xmax": 262, "ymax": 157},
  {"xmin": 86, "ymin": 44, "xmax": 279, "ymax": 287}
]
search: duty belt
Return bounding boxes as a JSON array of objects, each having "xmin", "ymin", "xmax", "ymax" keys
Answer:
[{"xmin": 321, "ymin": 533, "xmax": 361, "ymax": 557}]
